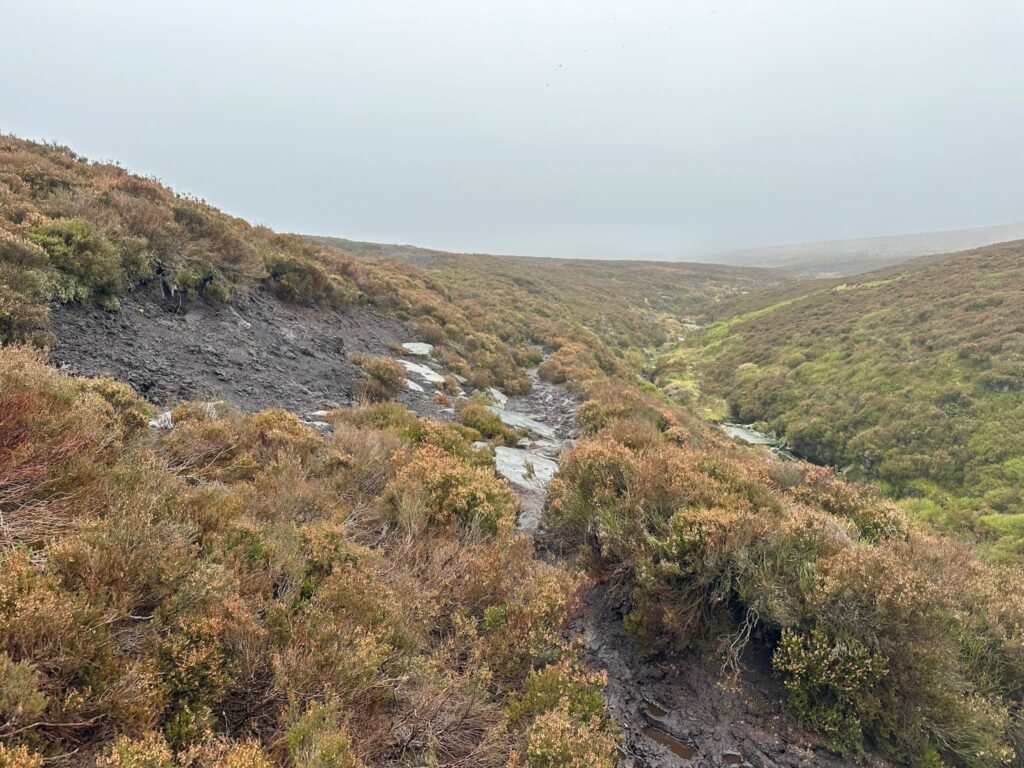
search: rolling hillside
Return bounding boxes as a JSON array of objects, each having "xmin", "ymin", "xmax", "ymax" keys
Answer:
[
  {"xmin": 670, "ymin": 240, "xmax": 1024, "ymax": 557},
  {"xmin": 5, "ymin": 135, "xmax": 1024, "ymax": 766},
  {"xmin": 707, "ymin": 221, "xmax": 1024, "ymax": 276}
]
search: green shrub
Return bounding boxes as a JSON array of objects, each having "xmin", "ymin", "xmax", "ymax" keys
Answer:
[
  {"xmin": 0, "ymin": 232, "xmax": 52, "ymax": 344},
  {"xmin": 390, "ymin": 445, "xmax": 518, "ymax": 534},
  {"xmin": 287, "ymin": 702, "xmax": 365, "ymax": 768},
  {"xmin": 28, "ymin": 218, "xmax": 125, "ymax": 305},
  {"xmin": 456, "ymin": 401, "xmax": 522, "ymax": 446},
  {"xmin": 773, "ymin": 628, "xmax": 886, "ymax": 756},
  {"xmin": 520, "ymin": 702, "xmax": 618, "ymax": 768},
  {"xmin": 350, "ymin": 354, "xmax": 405, "ymax": 402},
  {"xmin": 509, "ymin": 659, "xmax": 606, "ymax": 724},
  {"xmin": 174, "ymin": 264, "xmax": 233, "ymax": 304},
  {"xmin": 264, "ymin": 253, "xmax": 360, "ymax": 307}
]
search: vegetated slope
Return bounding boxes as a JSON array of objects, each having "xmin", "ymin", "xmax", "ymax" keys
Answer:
[
  {"xmin": 707, "ymin": 221, "xmax": 1024, "ymax": 276},
  {"xmin": 671, "ymin": 241, "xmax": 1024, "ymax": 558},
  {"xmin": 0, "ymin": 347, "xmax": 615, "ymax": 768},
  {"xmin": 0, "ymin": 135, "xmax": 785, "ymax": 404},
  {"xmin": 4, "ymin": 135, "xmax": 1024, "ymax": 767},
  {"xmin": 310, "ymin": 234, "xmax": 787, "ymax": 371},
  {"xmin": 303, "ymin": 235, "xmax": 456, "ymax": 267}
]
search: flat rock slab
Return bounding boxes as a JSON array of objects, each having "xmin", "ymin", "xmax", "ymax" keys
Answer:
[
  {"xmin": 486, "ymin": 405, "xmax": 557, "ymax": 440},
  {"xmin": 401, "ymin": 341, "xmax": 434, "ymax": 356},
  {"xmin": 493, "ymin": 446, "xmax": 559, "ymax": 533},
  {"xmin": 399, "ymin": 359, "xmax": 446, "ymax": 384}
]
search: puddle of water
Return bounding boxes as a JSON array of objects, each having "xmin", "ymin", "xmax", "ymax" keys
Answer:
[
  {"xmin": 722, "ymin": 752, "xmax": 744, "ymax": 765},
  {"xmin": 645, "ymin": 702, "xmax": 668, "ymax": 718},
  {"xmin": 642, "ymin": 726, "xmax": 696, "ymax": 759}
]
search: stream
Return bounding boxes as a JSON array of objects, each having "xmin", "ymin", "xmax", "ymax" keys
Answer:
[
  {"xmin": 719, "ymin": 422, "xmax": 797, "ymax": 462},
  {"xmin": 361, "ymin": 346, "xmax": 854, "ymax": 767}
]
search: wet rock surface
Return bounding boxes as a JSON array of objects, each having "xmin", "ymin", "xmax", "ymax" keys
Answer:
[
  {"xmin": 494, "ymin": 367, "xmax": 580, "ymax": 532},
  {"xmin": 574, "ymin": 587, "xmax": 877, "ymax": 768},
  {"xmin": 49, "ymin": 288, "xmax": 449, "ymax": 419}
]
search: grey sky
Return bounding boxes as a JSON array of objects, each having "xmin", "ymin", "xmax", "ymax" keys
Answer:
[{"xmin": 4, "ymin": 0, "xmax": 1023, "ymax": 259}]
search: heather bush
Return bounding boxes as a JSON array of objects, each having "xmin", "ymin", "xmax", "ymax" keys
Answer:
[
  {"xmin": 27, "ymin": 218, "xmax": 130, "ymax": 307},
  {"xmin": 518, "ymin": 702, "xmax": 619, "ymax": 768},
  {"xmin": 350, "ymin": 353, "xmax": 405, "ymax": 402},
  {"xmin": 0, "ymin": 350, "xmax": 616, "ymax": 765},
  {"xmin": 456, "ymin": 401, "xmax": 522, "ymax": 445},
  {"xmin": 546, "ymin": 425, "xmax": 1024, "ymax": 763},
  {"xmin": 389, "ymin": 445, "xmax": 518, "ymax": 534},
  {"xmin": 0, "ymin": 231, "xmax": 51, "ymax": 344},
  {"xmin": 264, "ymin": 253, "xmax": 360, "ymax": 307},
  {"xmin": 286, "ymin": 702, "xmax": 365, "ymax": 768},
  {"xmin": 0, "ymin": 745, "xmax": 42, "ymax": 768},
  {"xmin": 773, "ymin": 628, "xmax": 886, "ymax": 756},
  {"xmin": 508, "ymin": 658, "xmax": 607, "ymax": 724}
]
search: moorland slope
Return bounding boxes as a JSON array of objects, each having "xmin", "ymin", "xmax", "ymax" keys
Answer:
[
  {"xmin": 666, "ymin": 241, "xmax": 1024, "ymax": 558},
  {"xmin": 4, "ymin": 136, "xmax": 1024, "ymax": 767}
]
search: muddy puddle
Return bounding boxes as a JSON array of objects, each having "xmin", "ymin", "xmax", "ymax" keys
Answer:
[{"xmin": 642, "ymin": 727, "xmax": 697, "ymax": 760}]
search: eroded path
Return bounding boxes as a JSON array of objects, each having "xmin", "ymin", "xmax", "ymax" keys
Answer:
[{"xmin": 484, "ymin": 372, "xmax": 868, "ymax": 768}]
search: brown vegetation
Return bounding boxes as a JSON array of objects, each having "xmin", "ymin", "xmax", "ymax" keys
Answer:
[{"xmin": 0, "ymin": 348, "xmax": 618, "ymax": 767}]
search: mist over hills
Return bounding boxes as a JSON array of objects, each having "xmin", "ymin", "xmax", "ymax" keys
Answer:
[
  {"xmin": 309, "ymin": 222, "xmax": 1024, "ymax": 278},
  {"xmin": 705, "ymin": 220, "xmax": 1024, "ymax": 276}
]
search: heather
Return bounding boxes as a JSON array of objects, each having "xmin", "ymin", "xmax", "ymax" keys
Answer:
[
  {"xmin": 0, "ymin": 347, "xmax": 618, "ymax": 767},
  {"xmin": 544, "ymin": 393, "xmax": 1024, "ymax": 764},
  {"xmin": 664, "ymin": 243, "xmax": 1024, "ymax": 558}
]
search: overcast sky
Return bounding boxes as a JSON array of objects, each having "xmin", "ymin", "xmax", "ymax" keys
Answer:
[{"xmin": 4, "ymin": 1, "xmax": 1023, "ymax": 259}]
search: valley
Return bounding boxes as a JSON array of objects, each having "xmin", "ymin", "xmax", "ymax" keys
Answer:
[
  {"xmin": 663, "ymin": 241, "xmax": 1024, "ymax": 559},
  {"xmin": 3, "ymin": 136, "xmax": 1024, "ymax": 768}
]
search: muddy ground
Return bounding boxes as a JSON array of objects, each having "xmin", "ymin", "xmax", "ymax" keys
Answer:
[
  {"xmin": 49, "ymin": 287, "xmax": 445, "ymax": 418},
  {"xmin": 573, "ymin": 586, "xmax": 880, "ymax": 768}
]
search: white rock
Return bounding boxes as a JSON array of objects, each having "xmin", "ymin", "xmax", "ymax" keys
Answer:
[
  {"xmin": 485, "ymin": 405, "xmax": 556, "ymax": 440},
  {"xmin": 405, "ymin": 378, "xmax": 424, "ymax": 392},
  {"xmin": 485, "ymin": 387, "xmax": 509, "ymax": 406},
  {"xmin": 401, "ymin": 342, "xmax": 434, "ymax": 356},
  {"xmin": 494, "ymin": 447, "xmax": 559, "ymax": 489},
  {"xmin": 399, "ymin": 359, "xmax": 446, "ymax": 384},
  {"xmin": 493, "ymin": 446, "xmax": 560, "ymax": 534},
  {"xmin": 149, "ymin": 411, "xmax": 173, "ymax": 430}
]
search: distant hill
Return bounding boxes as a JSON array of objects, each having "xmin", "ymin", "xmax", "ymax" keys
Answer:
[
  {"xmin": 706, "ymin": 221, "xmax": 1024, "ymax": 276},
  {"xmin": 303, "ymin": 235, "xmax": 459, "ymax": 267}
]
